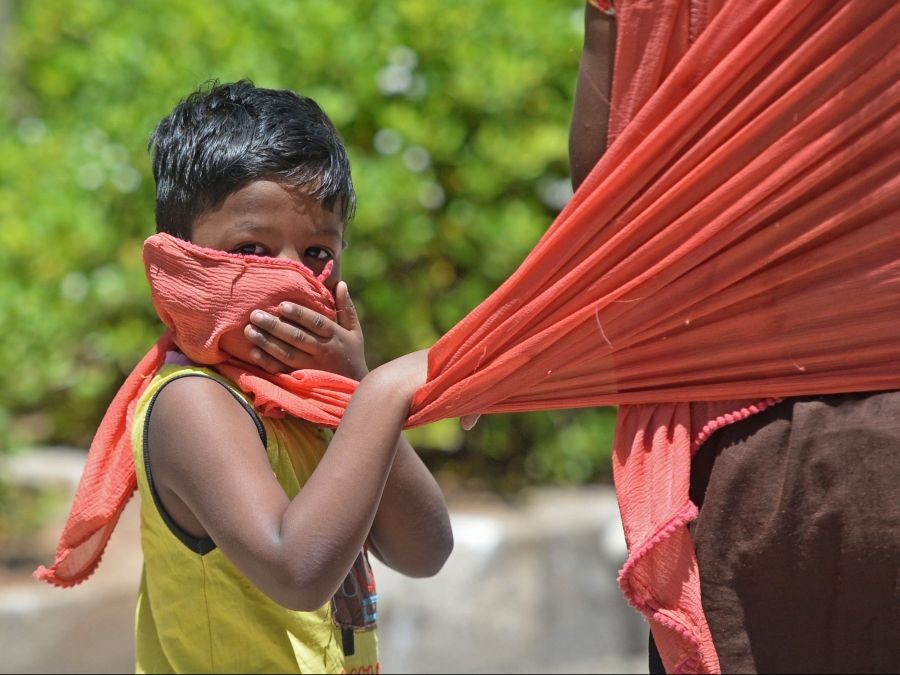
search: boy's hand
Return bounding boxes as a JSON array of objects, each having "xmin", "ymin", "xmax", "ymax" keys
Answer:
[
  {"xmin": 245, "ymin": 281, "xmax": 369, "ymax": 380},
  {"xmin": 361, "ymin": 349, "xmax": 429, "ymax": 405}
]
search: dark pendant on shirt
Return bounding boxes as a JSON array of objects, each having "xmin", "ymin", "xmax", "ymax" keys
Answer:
[{"xmin": 341, "ymin": 628, "xmax": 355, "ymax": 656}]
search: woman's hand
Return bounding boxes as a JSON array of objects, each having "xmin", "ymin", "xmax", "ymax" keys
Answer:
[
  {"xmin": 244, "ymin": 281, "xmax": 369, "ymax": 380},
  {"xmin": 460, "ymin": 414, "xmax": 481, "ymax": 431}
]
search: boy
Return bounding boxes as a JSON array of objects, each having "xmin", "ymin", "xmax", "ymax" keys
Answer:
[{"xmin": 46, "ymin": 80, "xmax": 453, "ymax": 673}]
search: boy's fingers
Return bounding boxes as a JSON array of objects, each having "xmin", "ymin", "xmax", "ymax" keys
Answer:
[
  {"xmin": 248, "ymin": 347, "xmax": 289, "ymax": 375},
  {"xmin": 335, "ymin": 282, "xmax": 361, "ymax": 333},
  {"xmin": 250, "ymin": 310, "xmax": 327, "ymax": 348},
  {"xmin": 245, "ymin": 324, "xmax": 316, "ymax": 365},
  {"xmin": 275, "ymin": 303, "xmax": 334, "ymax": 339},
  {"xmin": 248, "ymin": 345, "xmax": 317, "ymax": 375}
]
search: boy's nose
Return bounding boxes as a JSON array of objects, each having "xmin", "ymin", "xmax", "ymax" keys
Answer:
[{"xmin": 276, "ymin": 247, "xmax": 303, "ymax": 264}]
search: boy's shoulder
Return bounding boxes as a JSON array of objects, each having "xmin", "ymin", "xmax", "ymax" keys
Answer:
[
  {"xmin": 151, "ymin": 359, "xmax": 241, "ymax": 396},
  {"xmin": 145, "ymin": 364, "xmax": 258, "ymax": 421},
  {"xmin": 141, "ymin": 361, "xmax": 330, "ymax": 446},
  {"xmin": 138, "ymin": 362, "xmax": 265, "ymax": 446},
  {"xmin": 140, "ymin": 360, "xmax": 246, "ymax": 408}
]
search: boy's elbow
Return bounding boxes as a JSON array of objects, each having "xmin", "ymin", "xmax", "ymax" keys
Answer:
[
  {"xmin": 281, "ymin": 593, "xmax": 329, "ymax": 613},
  {"xmin": 267, "ymin": 560, "xmax": 335, "ymax": 612},
  {"xmin": 410, "ymin": 530, "xmax": 454, "ymax": 578},
  {"xmin": 275, "ymin": 580, "xmax": 334, "ymax": 613},
  {"xmin": 433, "ymin": 530, "xmax": 454, "ymax": 574}
]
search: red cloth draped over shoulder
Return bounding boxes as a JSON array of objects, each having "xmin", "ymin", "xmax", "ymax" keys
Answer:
[
  {"xmin": 33, "ymin": 234, "xmax": 359, "ymax": 588},
  {"xmin": 406, "ymin": 1, "xmax": 900, "ymax": 671},
  {"xmin": 38, "ymin": 2, "xmax": 900, "ymax": 670}
]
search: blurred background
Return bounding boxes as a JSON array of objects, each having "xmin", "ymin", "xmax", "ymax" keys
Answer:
[{"xmin": 0, "ymin": 0, "xmax": 645, "ymax": 672}]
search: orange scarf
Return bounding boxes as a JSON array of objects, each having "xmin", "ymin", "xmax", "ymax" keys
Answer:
[
  {"xmin": 34, "ymin": 233, "xmax": 357, "ymax": 587},
  {"xmin": 404, "ymin": 2, "xmax": 900, "ymax": 671}
]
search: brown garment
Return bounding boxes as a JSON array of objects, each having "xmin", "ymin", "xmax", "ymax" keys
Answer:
[{"xmin": 686, "ymin": 391, "xmax": 900, "ymax": 674}]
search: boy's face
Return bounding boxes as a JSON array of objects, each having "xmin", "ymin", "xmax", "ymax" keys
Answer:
[{"xmin": 191, "ymin": 180, "xmax": 345, "ymax": 291}]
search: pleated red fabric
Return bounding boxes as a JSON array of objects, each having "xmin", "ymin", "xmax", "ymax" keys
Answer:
[
  {"xmin": 405, "ymin": 1, "xmax": 899, "ymax": 671},
  {"xmin": 34, "ymin": 234, "xmax": 357, "ymax": 588},
  {"xmin": 409, "ymin": 0, "xmax": 899, "ymax": 421},
  {"xmin": 39, "ymin": 3, "xmax": 899, "ymax": 670}
]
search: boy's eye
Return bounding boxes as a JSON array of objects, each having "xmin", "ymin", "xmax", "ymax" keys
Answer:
[
  {"xmin": 305, "ymin": 247, "xmax": 333, "ymax": 261},
  {"xmin": 233, "ymin": 243, "xmax": 268, "ymax": 257}
]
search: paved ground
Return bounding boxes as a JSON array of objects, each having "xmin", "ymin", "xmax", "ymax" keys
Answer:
[{"xmin": 1, "ymin": 448, "xmax": 648, "ymax": 674}]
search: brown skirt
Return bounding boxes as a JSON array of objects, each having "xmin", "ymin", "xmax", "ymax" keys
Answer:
[{"xmin": 675, "ymin": 390, "xmax": 900, "ymax": 674}]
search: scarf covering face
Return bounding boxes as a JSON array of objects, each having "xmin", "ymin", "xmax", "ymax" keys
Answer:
[{"xmin": 34, "ymin": 233, "xmax": 357, "ymax": 587}]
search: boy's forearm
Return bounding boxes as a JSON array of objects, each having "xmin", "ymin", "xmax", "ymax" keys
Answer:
[
  {"xmin": 270, "ymin": 352, "xmax": 427, "ymax": 608},
  {"xmin": 368, "ymin": 435, "xmax": 453, "ymax": 577}
]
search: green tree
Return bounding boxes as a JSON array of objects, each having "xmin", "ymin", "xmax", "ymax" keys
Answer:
[{"xmin": 0, "ymin": 0, "xmax": 615, "ymax": 493}]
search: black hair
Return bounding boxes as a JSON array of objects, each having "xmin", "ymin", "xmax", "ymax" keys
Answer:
[{"xmin": 148, "ymin": 79, "xmax": 356, "ymax": 239}]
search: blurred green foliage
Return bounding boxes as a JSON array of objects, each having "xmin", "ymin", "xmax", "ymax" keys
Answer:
[
  {"xmin": 0, "ymin": 0, "xmax": 616, "ymax": 492},
  {"xmin": 0, "ymin": 476, "xmax": 67, "ymax": 565}
]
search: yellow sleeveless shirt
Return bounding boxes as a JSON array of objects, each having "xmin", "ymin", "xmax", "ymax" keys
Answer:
[{"xmin": 131, "ymin": 363, "xmax": 379, "ymax": 674}]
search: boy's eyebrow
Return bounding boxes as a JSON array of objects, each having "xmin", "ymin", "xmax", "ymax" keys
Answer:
[
  {"xmin": 229, "ymin": 220, "xmax": 278, "ymax": 234},
  {"xmin": 230, "ymin": 219, "xmax": 343, "ymax": 239}
]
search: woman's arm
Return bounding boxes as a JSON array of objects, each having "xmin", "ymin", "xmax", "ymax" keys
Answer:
[
  {"xmin": 569, "ymin": 2, "xmax": 617, "ymax": 191},
  {"xmin": 148, "ymin": 350, "xmax": 440, "ymax": 611}
]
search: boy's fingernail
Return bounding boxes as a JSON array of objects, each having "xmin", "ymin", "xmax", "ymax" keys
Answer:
[
  {"xmin": 251, "ymin": 310, "xmax": 265, "ymax": 322},
  {"xmin": 250, "ymin": 348, "xmax": 262, "ymax": 360},
  {"xmin": 279, "ymin": 302, "xmax": 291, "ymax": 312}
]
